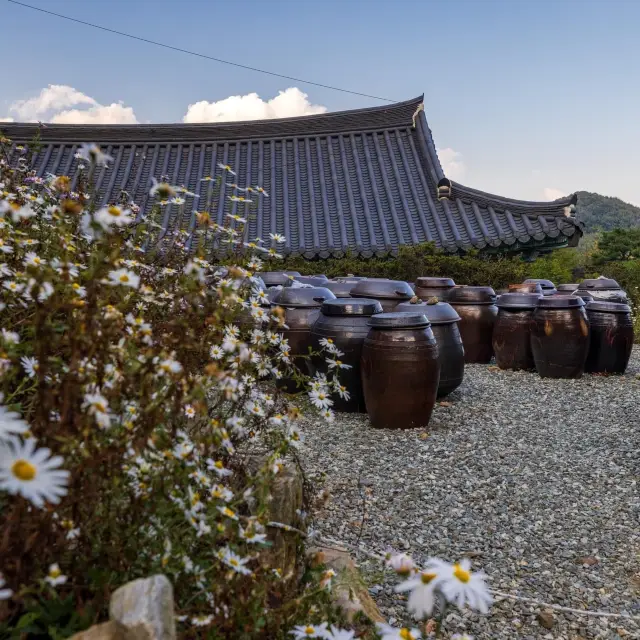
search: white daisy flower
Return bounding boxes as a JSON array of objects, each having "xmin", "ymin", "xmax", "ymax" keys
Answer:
[
  {"xmin": 21, "ymin": 356, "xmax": 39, "ymax": 378},
  {"xmin": 11, "ymin": 204, "xmax": 36, "ymax": 222},
  {"xmin": 3, "ymin": 280, "xmax": 23, "ymax": 293},
  {"xmin": 386, "ymin": 552, "xmax": 415, "ymax": 576},
  {"xmin": 157, "ymin": 358, "xmax": 182, "ymax": 376},
  {"xmin": 289, "ymin": 623, "xmax": 329, "ymax": 639},
  {"xmin": 217, "ymin": 162, "xmax": 236, "ymax": 176},
  {"xmin": 24, "ymin": 252, "xmax": 45, "ymax": 268},
  {"xmin": 207, "ymin": 459, "xmax": 232, "ymax": 477},
  {"xmin": 217, "ymin": 505, "xmax": 238, "ymax": 520},
  {"xmin": 44, "ymin": 563, "xmax": 67, "ymax": 587},
  {"xmin": 0, "ymin": 573, "xmax": 13, "ymax": 600},
  {"xmin": 269, "ymin": 232, "xmax": 285, "ymax": 243},
  {"xmin": 83, "ymin": 393, "xmax": 111, "ymax": 429},
  {"xmin": 0, "ymin": 437, "xmax": 69, "ymax": 508},
  {"xmin": 0, "ymin": 400, "xmax": 29, "ymax": 441},
  {"xmin": 427, "ymin": 558, "xmax": 492, "ymax": 614},
  {"xmin": 0, "ymin": 239, "xmax": 13, "ymax": 254},
  {"xmin": 77, "ymin": 143, "xmax": 113, "ymax": 167},
  {"xmin": 107, "ymin": 268, "xmax": 140, "ymax": 289},
  {"xmin": 94, "ymin": 205, "xmax": 135, "ymax": 229},
  {"xmin": 220, "ymin": 547, "xmax": 251, "ymax": 575},
  {"xmin": 191, "ymin": 615, "xmax": 214, "ymax": 627},
  {"xmin": 326, "ymin": 627, "xmax": 354, "ymax": 640},
  {"xmin": 209, "ymin": 345, "xmax": 224, "ymax": 360},
  {"xmin": 395, "ymin": 569, "xmax": 441, "ymax": 619},
  {"xmin": 1, "ymin": 329, "xmax": 19, "ymax": 344},
  {"xmin": 309, "ymin": 389, "xmax": 333, "ymax": 410},
  {"xmin": 210, "ymin": 484, "xmax": 234, "ymax": 502},
  {"xmin": 184, "ymin": 405, "xmax": 196, "ymax": 418},
  {"xmin": 239, "ymin": 527, "xmax": 267, "ymax": 544},
  {"xmin": 376, "ymin": 623, "xmax": 422, "ymax": 640},
  {"xmin": 255, "ymin": 186, "xmax": 269, "ymax": 197}
]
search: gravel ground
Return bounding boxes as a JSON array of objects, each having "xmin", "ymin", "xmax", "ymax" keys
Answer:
[{"xmin": 300, "ymin": 347, "xmax": 640, "ymax": 639}]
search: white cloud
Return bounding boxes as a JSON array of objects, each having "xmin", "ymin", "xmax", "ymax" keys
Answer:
[
  {"xmin": 3, "ymin": 84, "xmax": 138, "ymax": 124},
  {"xmin": 437, "ymin": 147, "xmax": 465, "ymax": 180},
  {"xmin": 183, "ymin": 87, "xmax": 327, "ymax": 123},
  {"xmin": 51, "ymin": 103, "xmax": 137, "ymax": 125},
  {"xmin": 542, "ymin": 187, "xmax": 566, "ymax": 201}
]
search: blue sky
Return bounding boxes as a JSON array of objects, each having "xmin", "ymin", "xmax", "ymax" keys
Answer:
[{"xmin": 2, "ymin": 0, "xmax": 640, "ymax": 205}]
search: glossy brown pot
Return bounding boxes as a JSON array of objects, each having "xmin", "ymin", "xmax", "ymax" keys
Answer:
[
  {"xmin": 576, "ymin": 277, "xmax": 627, "ymax": 303},
  {"xmin": 531, "ymin": 296, "xmax": 589, "ymax": 378},
  {"xmin": 311, "ymin": 298, "xmax": 383, "ymax": 412},
  {"xmin": 361, "ymin": 312, "xmax": 440, "ymax": 429},
  {"xmin": 524, "ymin": 279, "xmax": 557, "ymax": 296},
  {"xmin": 413, "ymin": 277, "xmax": 456, "ymax": 302},
  {"xmin": 493, "ymin": 293, "xmax": 542, "ymax": 371},
  {"xmin": 396, "ymin": 300, "xmax": 464, "ymax": 397},
  {"xmin": 350, "ymin": 279, "xmax": 413, "ymax": 313},
  {"xmin": 585, "ymin": 301, "xmax": 634, "ymax": 374},
  {"xmin": 271, "ymin": 286, "xmax": 336, "ymax": 392},
  {"xmin": 509, "ymin": 282, "xmax": 543, "ymax": 294},
  {"xmin": 448, "ymin": 286, "xmax": 498, "ymax": 364}
]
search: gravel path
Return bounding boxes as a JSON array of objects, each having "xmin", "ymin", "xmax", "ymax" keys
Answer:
[{"xmin": 301, "ymin": 347, "xmax": 640, "ymax": 639}]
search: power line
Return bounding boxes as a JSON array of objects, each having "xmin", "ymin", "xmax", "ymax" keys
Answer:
[{"xmin": 7, "ymin": 0, "xmax": 397, "ymax": 104}]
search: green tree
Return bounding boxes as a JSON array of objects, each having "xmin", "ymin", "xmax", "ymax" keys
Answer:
[{"xmin": 593, "ymin": 228, "xmax": 640, "ymax": 263}]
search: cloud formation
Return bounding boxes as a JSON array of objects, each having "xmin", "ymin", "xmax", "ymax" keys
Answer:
[
  {"xmin": 542, "ymin": 187, "xmax": 566, "ymax": 201},
  {"xmin": 183, "ymin": 87, "xmax": 327, "ymax": 123},
  {"xmin": 437, "ymin": 147, "xmax": 465, "ymax": 180},
  {"xmin": 3, "ymin": 84, "xmax": 138, "ymax": 124}
]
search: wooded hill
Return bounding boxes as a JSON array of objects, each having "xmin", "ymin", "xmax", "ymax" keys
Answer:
[{"xmin": 576, "ymin": 191, "xmax": 640, "ymax": 232}]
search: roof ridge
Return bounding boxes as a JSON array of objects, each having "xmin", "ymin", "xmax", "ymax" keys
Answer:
[{"xmin": 1, "ymin": 96, "xmax": 425, "ymax": 144}]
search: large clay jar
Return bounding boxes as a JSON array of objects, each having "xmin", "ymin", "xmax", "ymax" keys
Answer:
[
  {"xmin": 293, "ymin": 275, "xmax": 329, "ymax": 287},
  {"xmin": 414, "ymin": 277, "xmax": 456, "ymax": 302},
  {"xmin": 350, "ymin": 279, "xmax": 413, "ymax": 313},
  {"xmin": 324, "ymin": 278, "xmax": 361, "ymax": 298},
  {"xmin": 396, "ymin": 299, "xmax": 464, "ymax": 397},
  {"xmin": 531, "ymin": 296, "xmax": 589, "ymax": 379},
  {"xmin": 311, "ymin": 298, "xmax": 383, "ymax": 412},
  {"xmin": 361, "ymin": 312, "xmax": 440, "ymax": 429},
  {"xmin": 576, "ymin": 277, "xmax": 627, "ymax": 303},
  {"xmin": 493, "ymin": 293, "xmax": 542, "ymax": 371},
  {"xmin": 447, "ymin": 286, "xmax": 498, "ymax": 364},
  {"xmin": 271, "ymin": 286, "xmax": 336, "ymax": 392},
  {"xmin": 524, "ymin": 279, "xmax": 557, "ymax": 296},
  {"xmin": 585, "ymin": 301, "xmax": 634, "ymax": 374},
  {"xmin": 509, "ymin": 282, "xmax": 543, "ymax": 295}
]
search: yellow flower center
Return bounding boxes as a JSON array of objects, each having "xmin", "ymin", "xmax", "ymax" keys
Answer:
[
  {"xmin": 94, "ymin": 402, "xmax": 107, "ymax": 413},
  {"xmin": 421, "ymin": 571, "xmax": 437, "ymax": 584},
  {"xmin": 108, "ymin": 206, "xmax": 122, "ymax": 217},
  {"xmin": 399, "ymin": 630, "xmax": 415, "ymax": 640},
  {"xmin": 305, "ymin": 627, "xmax": 315, "ymax": 635},
  {"xmin": 49, "ymin": 567, "xmax": 61, "ymax": 579},
  {"xmin": 191, "ymin": 493, "xmax": 200, "ymax": 505},
  {"xmin": 224, "ymin": 508, "xmax": 235, "ymax": 518},
  {"xmin": 72, "ymin": 283, "xmax": 80, "ymax": 290},
  {"xmin": 230, "ymin": 558, "xmax": 239, "ymax": 567},
  {"xmin": 215, "ymin": 461, "xmax": 223, "ymax": 469},
  {"xmin": 453, "ymin": 563, "xmax": 470, "ymax": 583},
  {"xmin": 11, "ymin": 459, "xmax": 36, "ymax": 481},
  {"xmin": 119, "ymin": 274, "xmax": 130, "ymax": 283}
]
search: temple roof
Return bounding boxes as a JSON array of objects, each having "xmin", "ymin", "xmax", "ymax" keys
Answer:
[{"xmin": 1, "ymin": 96, "xmax": 582, "ymax": 257}]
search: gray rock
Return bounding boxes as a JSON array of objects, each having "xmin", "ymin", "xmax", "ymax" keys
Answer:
[{"xmin": 109, "ymin": 575, "xmax": 175, "ymax": 640}]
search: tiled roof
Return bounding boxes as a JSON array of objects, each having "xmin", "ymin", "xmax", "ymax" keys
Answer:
[{"xmin": 2, "ymin": 96, "xmax": 581, "ymax": 257}]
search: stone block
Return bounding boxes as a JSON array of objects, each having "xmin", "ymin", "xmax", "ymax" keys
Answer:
[
  {"xmin": 109, "ymin": 575, "xmax": 175, "ymax": 640},
  {"xmin": 308, "ymin": 545, "xmax": 385, "ymax": 624},
  {"xmin": 69, "ymin": 621, "xmax": 150, "ymax": 640}
]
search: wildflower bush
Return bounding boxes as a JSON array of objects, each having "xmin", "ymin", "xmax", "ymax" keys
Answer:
[{"xmin": 0, "ymin": 137, "xmax": 492, "ymax": 639}]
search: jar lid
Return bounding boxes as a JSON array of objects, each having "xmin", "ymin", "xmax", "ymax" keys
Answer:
[
  {"xmin": 261, "ymin": 271, "xmax": 301, "ymax": 287},
  {"xmin": 578, "ymin": 277, "xmax": 621, "ymax": 291},
  {"xmin": 556, "ymin": 283, "xmax": 580, "ymax": 292},
  {"xmin": 508, "ymin": 283, "xmax": 543, "ymax": 294},
  {"xmin": 414, "ymin": 276, "xmax": 456, "ymax": 289},
  {"xmin": 323, "ymin": 280, "xmax": 355, "ymax": 298},
  {"xmin": 497, "ymin": 292, "xmax": 543, "ymax": 309},
  {"xmin": 395, "ymin": 300, "xmax": 461, "ymax": 324},
  {"xmin": 524, "ymin": 278, "xmax": 556, "ymax": 291},
  {"xmin": 271, "ymin": 286, "xmax": 336, "ymax": 308},
  {"xmin": 350, "ymin": 279, "xmax": 414, "ymax": 300},
  {"xmin": 572, "ymin": 291, "xmax": 594, "ymax": 302},
  {"xmin": 368, "ymin": 311, "xmax": 431, "ymax": 329},
  {"xmin": 447, "ymin": 285, "xmax": 497, "ymax": 305},
  {"xmin": 586, "ymin": 300, "xmax": 631, "ymax": 313},
  {"xmin": 320, "ymin": 298, "xmax": 383, "ymax": 316},
  {"xmin": 536, "ymin": 295, "xmax": 585, "ymax": 309},
  {"xmin": 293, "ymin": 275, "xmax": 329, "ymax": 286}
]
